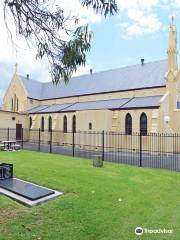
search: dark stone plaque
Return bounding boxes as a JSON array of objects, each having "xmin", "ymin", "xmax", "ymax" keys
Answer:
[
  {"xmin": 0, "ymin": 178, "xmax": 54, "ymax": 201},
  {"xmin": 0, "ymin": 164, "xmax": 13, "ymax": 179}
]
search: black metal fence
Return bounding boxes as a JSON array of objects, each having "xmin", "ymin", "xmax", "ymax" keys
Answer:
[{"xmin": 0, "ymin": 128, "xmax": 180, "ymax": 172}]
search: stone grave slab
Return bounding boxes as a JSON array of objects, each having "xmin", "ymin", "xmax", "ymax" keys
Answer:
[{"xmin": 0, "ymin": 178, "xmax": 55, "ymax": 201}]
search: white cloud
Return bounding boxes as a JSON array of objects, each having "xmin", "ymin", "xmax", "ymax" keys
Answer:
[
  {"xmin": 116, "ymin": 0, "xmax": 180, "ymax": 38},
  {"xmin": 117, "ymin": 0, "xmax": 159, "ymax": 11},
  {"xmin": 116, "ymin": 0, "xmax": 163, "ymax": 38},
  {"xmin": 50, "ymin": 0, "xmax": 102, "ymax": 25},
  {"xmin": 123, "ymin": 13, "xmax": 161, "ymax": 38}
]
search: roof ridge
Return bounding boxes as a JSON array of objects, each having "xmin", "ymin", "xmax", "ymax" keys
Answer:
[
  {"xmin": 19, "ymin": 75, "xmax": 44, "ymax": 84},
  {"xmin": 70, "ymin": 59, "xmax": 167, "ymax": 79},
  {"xmin": 19, "ymin": 59, "xmax": 167, "ymax": 85}
]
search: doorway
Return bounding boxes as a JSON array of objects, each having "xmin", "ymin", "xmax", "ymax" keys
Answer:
[{"xmin": 16, "ymin": 124, "xmax": 22, "ymax": 140}]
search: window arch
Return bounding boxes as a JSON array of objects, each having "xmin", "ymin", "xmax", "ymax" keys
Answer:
[
  {"xmin": 11, "ymin": 98, "xmax": 13, "ymax": 112},
  {"xmin": 17, "ymin": 98, "xmax": 19, "ymax": 112},
  {"xmin": 140, "ymin": 112, "xmax": 147, "ymax": 135},
  {"xmin": 29, "ymin": 117, "xmax": 32, "ymax": 129},
  {"xmin": 125, "ymin": 113, "xmax": 132, "ymax": 135},
  {"xmin": 72, "ymin": 115, "xmax": 76, "ymax": 133},
  {"xmin": 41, "ymin": 116, "xmax": 44, "ymax": 132},
  {"xmin": 89, "ymin": 122, "xmax": 92, "ymax": 130},
  {"xmin": 63, "ymin": 115, "xmax": 67, "ymax": 133},
  {"xmin": 14, "ymin": 94, "xmax": 16, "ymax": 112},
  {"xmin": 48, "ymin": 116, "xmax": 52, "ymax": 132}
]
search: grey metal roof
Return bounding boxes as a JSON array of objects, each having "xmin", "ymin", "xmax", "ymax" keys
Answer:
[
  {"xmin": 27, "ymin": 95, "xmax": 162, "ymax": 114},
  {"xmin": 60, "ymin": 98, "xmax": 131, "ymax": 112},
  {"xmin": 37, "ymin": 103, "xmax": 76, "ymax": 113},
  {"xmin": 20, "ymin": 76, "xmax": 43, "ymax": 100},
  {"xmin": 26, "ymin": 105, "xmax": 49, "ymax": 114},
  {"xmin": 20, "ymin": 60, "xmax": 167, "ymax": 100},
  {"xmin": 121, "ymin": 95, "xmax": 162, "ymax": 109}
]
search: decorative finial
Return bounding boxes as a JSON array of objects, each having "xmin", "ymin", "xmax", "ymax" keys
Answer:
[
  {"xmin": 15, "ymin": 62, "xmax": 18, "ymax": 73},
  {"xmin": 171, "ymin": 15, "xmax": 175, "ymax": 25}
]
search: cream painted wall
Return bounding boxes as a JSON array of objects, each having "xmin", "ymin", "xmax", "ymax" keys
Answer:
[
  {"xmin": 0, "ymin": 111, "xmax": 28, "ymax": 128},
  {"xmin": 28, "ymin": 108, "xmax": 157, "ymax": 133},
  {"xmin": 172, "ymin": 109, "xmax": 180, "ymax": 132},
  {"xmin": 26, "ymin": 98, "xmax": 40, "ymax": 111},
  {"xmin": 76, "ymin": 110, "xmax": 112, "ymax": 131},
  {"xmin": 116, "ymin": 109, "xmax": 154, "ymax": 133},
  {"xmin": 3, "ymin": 74, "xmax": 28, "ymax": 112},
  {"xmin": 29, "ymin": 110, "xmax": 112, "ymax": 132}
]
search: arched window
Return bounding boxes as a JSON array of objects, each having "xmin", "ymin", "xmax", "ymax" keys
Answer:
[
  {"xmin": 17, "ymin": 98, "xmax": 19, "ymax": 112},
  {"xmin": 41, "ymin": 116, "xmax": 44, "ymax": 132},
  {"xmin": 48, "ymin": 116, "xmax": 52, "ymax": 132},
  {"xmin": 72, "ymin": 115, "xmax": 76, "ymax": 133},
  {"xmin": 29, "ymin": 117, "xmax": 32, "ymax": 129},
  {"xmin": 11, "ymin": 98, "xmax": 13, "ymax": 112},
  {"xmin": 140, "ymin": 113, "xmax": 147, "ymax": 135},
  {"xmin": 14, "ymin": 94, "xmax": 16, "ymax": 112},
  {"xmin": 125, "ymin": 113, "xmax": 132, "ymax": 135},
  {"xmin": 63, "ymin": 115, "xmax": 67, "ymax": 133},
  {"xmin": 89, "ymin": 122, "xmax": 92, "ymax": 130}
]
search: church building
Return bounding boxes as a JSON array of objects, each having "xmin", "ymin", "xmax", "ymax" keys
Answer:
[{"xmin": 1, "ymin": 21, "xmax": 180, "ymax": 135}]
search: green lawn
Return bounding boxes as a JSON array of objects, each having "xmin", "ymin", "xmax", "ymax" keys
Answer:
[{"xmin": 0, "ymin": 151, "xmax": 180, "ymax": 240}]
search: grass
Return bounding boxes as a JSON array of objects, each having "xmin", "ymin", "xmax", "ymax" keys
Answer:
[{"xmin": 0, "ymin": 150, "xmax": 180, "ymax": 240}]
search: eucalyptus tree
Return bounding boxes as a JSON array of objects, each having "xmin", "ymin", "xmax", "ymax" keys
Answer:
[{"xmin": 3, "ymin": 0, "xmax": 117, "ymax": 83}]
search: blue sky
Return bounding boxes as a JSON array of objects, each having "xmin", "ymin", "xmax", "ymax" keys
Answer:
[{"xmin": 1, "ymin": 0, "xmax": 180, "ymax": 104}]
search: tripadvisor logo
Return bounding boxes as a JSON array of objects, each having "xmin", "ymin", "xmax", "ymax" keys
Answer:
[
  {"xmin": 135, "ymin": 227, "xmax": 174, "ymax": 236},
  {"xmin": 135, "ymin": 227, "xmax": 143, "ymax": 236}
]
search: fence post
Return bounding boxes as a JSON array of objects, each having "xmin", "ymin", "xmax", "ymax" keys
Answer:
[
  {"xmin": 7, "ymin": 128, "xmax": 9, "ymax": 141},
  {"xmin": 38, "ymin": 128, "xmax": 41, "ymax": 152},
  {"xmin": 72, "ymin": 130, "xmax": 75, "ymax": 157},
  {"xmin": 139, "ymin": 132, "xmax": 142, "ymax": 167},
  {"xmin": 50, "ymin": 129, "xmax": 52, "ymax": 153},
  {"xmin": 102, "ymin": 130, "xmax": 105, "ymax": 161},
  {"xmin": 21, "ymin": 128, "xmax": 24, "ymax": 149}
]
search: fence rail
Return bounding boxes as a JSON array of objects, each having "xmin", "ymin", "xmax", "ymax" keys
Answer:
[{"xmin": 0, "ymin": 128, "xmax": 180, "ymax": 172}]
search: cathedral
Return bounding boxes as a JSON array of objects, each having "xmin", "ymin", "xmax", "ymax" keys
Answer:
[{"xmin": 1, "ymin": 21, "xmax": 180, "ymax": 135}]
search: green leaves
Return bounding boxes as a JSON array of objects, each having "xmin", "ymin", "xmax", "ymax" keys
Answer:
[
  {"xmin": 3, "ymin": 0, "xmax": 117, "ymax": 84},
  {"xmin": 51, "ymin": 25, "xmax": 93, "ymax": 84},
  {"xmin": 82, "ymin": 0, "xmax": 118, "ymax": 17}
]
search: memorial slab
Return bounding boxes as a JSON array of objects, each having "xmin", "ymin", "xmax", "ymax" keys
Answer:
[
  {"xmin": 0, "ymin": 163, "xmax": 63, "ymax": 207},
  {"xmin": 0, "ymin": 178, "xmax": 55, "ymax": 200}
]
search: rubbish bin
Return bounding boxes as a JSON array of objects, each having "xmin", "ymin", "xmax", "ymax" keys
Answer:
[{"xmin": 93, "ymin": 155, "xmax": 103, "ymax": 167}]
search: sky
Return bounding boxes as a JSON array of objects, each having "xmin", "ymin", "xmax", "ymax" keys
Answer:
[{"xmin": 1, "ymin": 0, "xmax": 180, "ymax": 104}]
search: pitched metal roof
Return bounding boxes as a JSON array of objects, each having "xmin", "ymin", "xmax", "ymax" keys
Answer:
[
  {"xmin": 60, "ymin": 98, "xmax": 131, "ymax": 112},
  {"xmin": 20, "ymin": 59, "xmax": 167, "ymax": 100},
  {"xmin": 26, "ymin": 105, "xmax": 49, "ymax": 114},
  {"xmin": 121, "ymin": 95, "xmax": 162, "ymax": 109},
  {"xmin": 36, "ymin": 103, "xmax": 76, "ymax": 113},
  {"xmin": 20, "ymin": 76, "xmax": 43, "ymax": 100},
  {"xmin": 26, "ymin": 95, "xmax": 162, "ymax": 114}
]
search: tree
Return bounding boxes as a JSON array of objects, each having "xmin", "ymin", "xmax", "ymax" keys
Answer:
[{"xmin": 3, "ymin": 0, "xmax": 117, "ymax": 83}]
